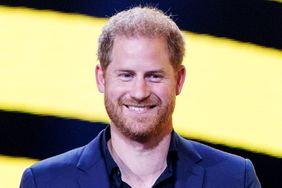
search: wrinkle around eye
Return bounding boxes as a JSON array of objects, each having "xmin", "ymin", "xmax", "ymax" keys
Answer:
[
  {"xmin": 118, "ymin": 73, "xmax": 134, "ymax": 81},
  {"xmin": 147, "ymin": 74, "xmax": 164, "ymax": 83}
]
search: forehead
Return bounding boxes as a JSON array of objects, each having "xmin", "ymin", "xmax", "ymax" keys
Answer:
[
  {"xmin": 113, "ymin": 35, "xmax": 168, "ymax": 52},
  {"xmin": 109, "ymin": 36, "xmax": 172, "ymax": 70}
]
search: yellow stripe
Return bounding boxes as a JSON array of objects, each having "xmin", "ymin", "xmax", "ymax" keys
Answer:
[
  {"xmin": 0, "ymin": 6, "xmax": 109, "ymax": 122},
  {"xmin": 175, "ymin": 33, "xmax": 282, "ymax": 157},
  {"xmin": 0, "ymin": 155, "xmax": 37, "ymax": 187},
  {"xmin": 269, "ymin": 0, "xmax": 282, "ymax": 3},
  {"xmin": 0, "ymin": 6, "xmax": 282, "ymax": 157}
]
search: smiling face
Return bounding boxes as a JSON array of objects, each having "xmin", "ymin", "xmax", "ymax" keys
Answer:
[{"xmin": 96, "ymin": 36, "xmax": 185, "ymax": 142}]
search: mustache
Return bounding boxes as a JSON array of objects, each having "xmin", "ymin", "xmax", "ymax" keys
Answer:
[{"xmin": 119, "ymin": 95, "xmax": 160, "ymax": 106}]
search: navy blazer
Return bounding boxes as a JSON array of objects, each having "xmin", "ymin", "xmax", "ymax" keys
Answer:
[{"xmin": 20, "ymin": 130, "xmax": 261, "ymax": 188}]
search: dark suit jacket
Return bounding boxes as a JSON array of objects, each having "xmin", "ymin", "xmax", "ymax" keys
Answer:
[{"xmin": 20, "ymin": 130, "xmax": 261, "ymax": 188}]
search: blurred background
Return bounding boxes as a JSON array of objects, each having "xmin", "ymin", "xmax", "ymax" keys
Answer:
[{"xmin": 0, "ymin": 0, "xmax": 281, "ymax": 187}]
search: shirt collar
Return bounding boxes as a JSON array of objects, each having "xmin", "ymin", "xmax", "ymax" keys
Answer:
[
  {"xmin": 101, "ymin": 126, "xmax": 178, "ymax": 177},
  {"xmin": 101, "ymin": 126, "xmax": 119, "ymax": 177}
]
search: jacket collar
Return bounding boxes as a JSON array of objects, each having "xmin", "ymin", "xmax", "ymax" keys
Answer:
[
  {"xmin": 75, "ymin": 129, "xmax": 205, "ymax": 188},
  {"xmin": 76, "ymin": 130, "xmax": 110, "ymax": 188},
  {"xmin": 173, "ymin": 132, "xmax": 205, "ymax": 188}
]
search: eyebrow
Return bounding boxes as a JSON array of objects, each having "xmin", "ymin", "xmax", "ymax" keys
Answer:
[
  {"xmin": 145, "ymin": 70, "xmax": 165, "ymax": 75},
  {"xmin": 114, "ymin": 69, "xmax": 165, "ymax": 74},
  {"xmin": 114, "ymin": 70, "xmax": 135, "ymax": 74}
]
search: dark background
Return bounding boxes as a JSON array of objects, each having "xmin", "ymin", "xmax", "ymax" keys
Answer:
[
  {"xmin": 1, "ymin": 109, "xmax": 281, "ymax": 187},
  {"xmin": 1, "ymin": 0, "xmax": 281, "ymax": 49},
  {"xmin": 0, "ymin": 0, "xmax": 281, "ymax": 187}
]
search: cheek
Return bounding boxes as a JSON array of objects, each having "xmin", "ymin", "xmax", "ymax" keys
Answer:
[
  {"xmin": 105, "ymin": 81, "xmax": 128, "ymax": 98},
  {"xmin": 151, "ymin": 84, "xmax": 176, "ymax": 100}
]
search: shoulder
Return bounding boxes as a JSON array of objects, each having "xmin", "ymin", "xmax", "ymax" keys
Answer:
[
  {"xmin": 30, "ymin": 145, "xmax": 85, "ymax": 174},
  {"xmin": 21, "ymin": 146, "xmax": 86, "ymax": 187},
  {"xmin": 190, "ymin": 140, "xmax": 245, "ymax": 164},
  {"xmin": 20, "ymin": 130, "xmax": 105, "ymax": 188},
  {"xmin": 182, "ymin": 137, "xmax": 249, "ymax": 171},
  {"xmin": 20, "ymin": 146, "xmax": 86, "ymax": 188},
  {"xmin": 176, "ymin": 134, "xmax": 246, "ymax": 165},
  {"xmin": 177, "ymin": 136, "xmax": 261, "ymax": 187},
  {"xmin": 26, "ymin": 129, "xmax": 105, "ymax": 174}
]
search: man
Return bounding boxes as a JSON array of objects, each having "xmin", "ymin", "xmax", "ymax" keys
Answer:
[{"xmin": 20, "ymin": 7, "xmax": 261, "ymax": 188}]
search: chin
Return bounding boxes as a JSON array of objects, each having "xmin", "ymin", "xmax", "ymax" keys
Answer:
[
  {"xmin": 125, "ymin": 131, "xmax": 156, "ymax": 142},
  {"xmin": 119, "ymin": 121, "xmax": 163, "ymax": 142}
]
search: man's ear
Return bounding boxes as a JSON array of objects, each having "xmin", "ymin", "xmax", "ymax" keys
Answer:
[
  {"xmin": 95, "ymin": 64, "xmax": 105, "ymax": 93},
  {"xmin": 176, "ymin": 65, "xmax": 186, "ymax": 95}
]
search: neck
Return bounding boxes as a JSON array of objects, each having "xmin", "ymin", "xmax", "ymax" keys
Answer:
[{"xmin": 108, "ymin": 125, "xmax": 172, "ymax": 187}]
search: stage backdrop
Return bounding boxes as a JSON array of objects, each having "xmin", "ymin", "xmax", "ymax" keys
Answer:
[{"xmin": 0, "ymin": 1, "xmax": 281, "ymax": 187}]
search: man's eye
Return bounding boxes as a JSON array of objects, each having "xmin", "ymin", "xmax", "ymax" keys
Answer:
[
  {"xmin": 148, "ymin": 74, "xmax": 163, "ymax": 82},
  {"xmin": 119, "ymin": 73, "xmax": 133, "ymax": 81}
]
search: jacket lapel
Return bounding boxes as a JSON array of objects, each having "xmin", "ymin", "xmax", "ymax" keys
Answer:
[
  {"xmin": 174, "ymin": 133, "xmax": 205, "ymax": 188},
  {"xmin": 76, "ymin": 130, "xmax": 110, "ymax": 188},
  {"xmin": 74, "ymin": 130, "xmax": 205, "ymax": 188},
  {"xmin": 175, "ymin": 161, "xmax": 205, "ymax": 188},
  {"xmin": 77, "ymin": 160, "xmax": 110, "ymax": 188}
]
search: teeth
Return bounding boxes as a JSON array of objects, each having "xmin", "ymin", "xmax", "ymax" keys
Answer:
[{"xmin": 128, "ymin": 106, "xmax": 147, "ymax": 112}]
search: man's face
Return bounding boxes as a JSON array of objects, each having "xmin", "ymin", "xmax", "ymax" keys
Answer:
[{"xmin": 96, "ymin": 36, "xmax": 185, "ymax": 141}]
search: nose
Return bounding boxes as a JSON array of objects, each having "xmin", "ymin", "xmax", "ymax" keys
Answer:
[{"xmin": 130, "ymin": 77, "xmax": 150, "ymax": 101}]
